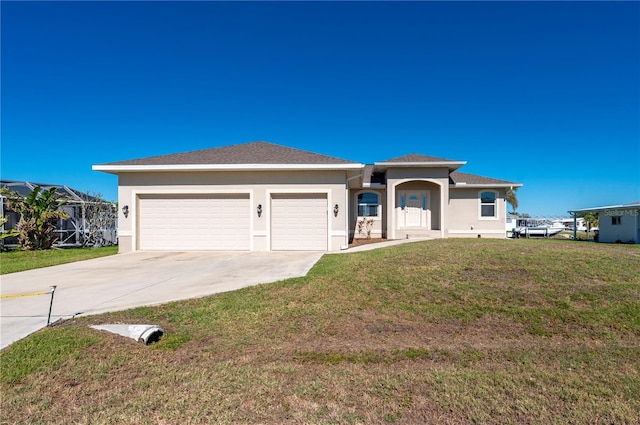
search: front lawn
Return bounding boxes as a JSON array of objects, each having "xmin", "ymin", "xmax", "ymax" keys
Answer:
[
  {"xmin": 0, "ymin": 246, "xmax": 118, "ymax": 274},
  {"xmin": 1, "ymin": 239, "xmax": 639, "ymax": 423}
]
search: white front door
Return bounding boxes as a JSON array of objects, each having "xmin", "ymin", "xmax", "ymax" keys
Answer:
[
  {"xmin": 405, "ymin": 193, "xmax": 422, "ymax": 227},
  {"xmin": 399, "ymin": 190, "xmax": 429, "ymax": 228}
]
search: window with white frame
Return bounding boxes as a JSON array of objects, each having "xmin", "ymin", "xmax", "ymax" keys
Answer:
[
  {"xmin": 357, "ymin": 192, "xmax": 379, "ymax": 217},
  {"xmin": 480, "ymin": 191, "xmax": 497, "ymax": 218}
]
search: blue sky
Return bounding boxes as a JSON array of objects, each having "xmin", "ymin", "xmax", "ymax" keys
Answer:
[{"xmin": 2, "ymin": 1, "xmax": 638, "ymax": 217}]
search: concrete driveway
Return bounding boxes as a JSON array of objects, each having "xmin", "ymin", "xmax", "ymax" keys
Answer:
[{"xmin": 0, "ymin": 251, "xmax": 323, "ymax": 350}]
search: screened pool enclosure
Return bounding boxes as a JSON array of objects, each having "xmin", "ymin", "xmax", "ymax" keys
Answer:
[{"xmin": 1, "ymin": 180, "xmax": 117, "ymax": 248}]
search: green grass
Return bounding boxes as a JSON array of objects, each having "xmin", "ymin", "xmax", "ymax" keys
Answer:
[
  {"xmin": 0, "ymin": 245, "xmax": 118, "ymax": 274},
  {"xmin": 0, "ymin": 328, "xmax": 99, "ymax": 383},
  {"xmin": 551, "ymin": 230, "xmax": 597, "ymax": 241},
  {"xmin": 1, "ymin": 239, "xmax": 639, "ymax": 424}
]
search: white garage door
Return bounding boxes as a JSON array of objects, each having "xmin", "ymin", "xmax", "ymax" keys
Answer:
[
  {"xmin": 138, "ymin": 194, "xmax": 250, "ymax": 251},
  {"xmin": 271, "ymin": 194, "xmax": 327, "ymax": 251}
]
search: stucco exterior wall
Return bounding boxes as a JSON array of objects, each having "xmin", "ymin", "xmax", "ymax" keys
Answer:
[
  {"xmin": 448, "ymin": 187, "xmax": 508, "ymax": 238},
  {"xmin": 117, "ymin": 170, "xmax": 350, "ymax": 252}
]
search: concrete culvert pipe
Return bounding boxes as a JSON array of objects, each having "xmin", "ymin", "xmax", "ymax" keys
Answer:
[
  {"xmin": 137, "ymin": 325, "xmax": 164, "ymax": 344},
  {"xmin": 90, "ymin": 324, "xmax": 165, "ymax": 345}
]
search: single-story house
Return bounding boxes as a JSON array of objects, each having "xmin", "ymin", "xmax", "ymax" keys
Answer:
[
  {"xmin": 93, "ymin": 141, "xmax": 522, "ymax": 252},
  {"xmin": 569, "ymin": 202, "xmax": 640, "ymax": 244}
]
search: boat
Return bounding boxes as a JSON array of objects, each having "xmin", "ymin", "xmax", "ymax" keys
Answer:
[{"xmin": 514, "ymin": 219, "xmax": 565, "ymax": 238}]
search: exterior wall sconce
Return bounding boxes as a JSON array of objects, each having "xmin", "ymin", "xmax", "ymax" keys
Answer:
[
  {"xmin": 122, "ymin": 205, "xmax": 129, "ymax": 218},
  {"xmin": 257, "ymin": 204, "xmax": 262, "ymax": 217},
  {"xmin": 333, "ymin": 204, "xmax": 339, "ymax": 217}
]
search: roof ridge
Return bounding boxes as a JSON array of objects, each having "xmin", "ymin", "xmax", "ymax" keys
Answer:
[{"xmin": 99, "ymin": 141, "xmax": 360, "ymax": 166}]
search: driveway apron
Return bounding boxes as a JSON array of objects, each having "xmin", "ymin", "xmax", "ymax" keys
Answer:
[{"xmin": 0, "ymin": 251, "xmax": 323, "ymax": 350}]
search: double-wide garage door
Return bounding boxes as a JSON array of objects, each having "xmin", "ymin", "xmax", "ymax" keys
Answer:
[
  {"xmin": 138, "ymin": 194, "xmax": 250, "ymax": 251},
  {"xmin": 137, "ymin": 193, "xmax": 328, "ymax": 251}
]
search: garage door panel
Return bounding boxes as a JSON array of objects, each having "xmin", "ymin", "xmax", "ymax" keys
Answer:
[
  {"xmin": 271, "ymin": 194, "xmax": 327, "ymax": 251},
  {"xmin": 138, "ymin": 195, "xmax": 250, "ymax": 251}
]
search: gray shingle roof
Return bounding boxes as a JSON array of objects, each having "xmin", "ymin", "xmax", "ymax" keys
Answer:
[
  {"xmin": 378, "ymin": 153, "xmax": 461, "ymax": 163},
  {"xmin": 95, "ymin": 142, "xmax": 521, "ymax": 187},
  {"xmin": 450, "ymin": 171, "xmax": 519, "ymax": 186},
  {"xmin": 102, "ymin": 141, "xmax": 357, "ymax": 166}
]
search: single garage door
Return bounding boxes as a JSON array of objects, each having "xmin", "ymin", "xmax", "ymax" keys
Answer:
[
  {"xmin": 271, "ymin": 194, "xmax": 327, "ymax": 251},
  {"xmin": 138, "ymin": 194, "xmax": 250, "ymax": 250}
]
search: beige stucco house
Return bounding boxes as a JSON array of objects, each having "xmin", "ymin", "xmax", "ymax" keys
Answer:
[{"xmin": 93, "ymin": 141, "xmax": 522, "ymax": 253}]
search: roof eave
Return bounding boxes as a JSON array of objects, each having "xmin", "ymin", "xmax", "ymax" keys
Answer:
[
  {"xmin": 92, "ymin": 163, "xmax": 365, "ymax": 174},
  {"xmin": 569, "ymin": 203, "xmax": 640, "ymax": 213}
]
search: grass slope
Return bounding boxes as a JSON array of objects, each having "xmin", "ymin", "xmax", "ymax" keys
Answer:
[
  {"xmin": 0, "ymin": 246, "xmax": 118, "ymax": 274},
  {"xmin": 1, "ymin": 239, "xmax": 639, "ymax": 424}
]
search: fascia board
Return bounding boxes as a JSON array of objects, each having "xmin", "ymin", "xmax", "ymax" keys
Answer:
[
  {"xmin": 569, "ymin": 203, "xmax": 640, "ymax": 213},
  {"xmin": 92, "ymin": 163, "xmax": 365, "ymax": 173}
]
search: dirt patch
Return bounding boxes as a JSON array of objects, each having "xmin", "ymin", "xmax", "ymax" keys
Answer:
[
  {"xmin": 349, "ymin": 238, "xmax": 387, "ymax": 248},
  {"xmin": 270, "ymin": 311, "xmax": 543, "ymax": 357}
]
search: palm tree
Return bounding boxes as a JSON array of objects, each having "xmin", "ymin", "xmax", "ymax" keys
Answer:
[
  {"xmin": 506, "ymin": 187, "xmax": 519, "ymax": 213},
  {"xmin": 582, "ymin": 212, "xmax": 599, "ymax": 240},
  {"xmin": 2, "ymin": 186, "xmax": 69, "ymax": 250}
]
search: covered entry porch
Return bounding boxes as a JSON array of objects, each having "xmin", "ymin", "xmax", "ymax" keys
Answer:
[{"xmin": 387, "ymin": 179, "xmax": 446, "ymax": 240}]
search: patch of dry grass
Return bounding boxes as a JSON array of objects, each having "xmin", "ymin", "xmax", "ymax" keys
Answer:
[{"xmin": 1, "ymin": 239, "xmax": 639, "ymax": 424}]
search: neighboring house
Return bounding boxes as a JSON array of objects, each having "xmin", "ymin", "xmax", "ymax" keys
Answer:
[
  {"xmin": 93, "ymin": 141, "xmax": 522, "ymax": 253},
  {"xmin": 0, "ymin": 180, "xmax": 118, "ymax": 247},
  {"xmin": 569, "ymin": 202, "xmax": 640, "ymax": 244}
]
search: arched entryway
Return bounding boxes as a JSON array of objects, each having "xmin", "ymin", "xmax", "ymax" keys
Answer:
[{"xmin": 390, "ymin": 179, "xmax": 444, "ymax": 239}]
